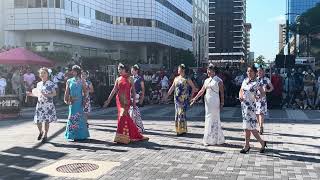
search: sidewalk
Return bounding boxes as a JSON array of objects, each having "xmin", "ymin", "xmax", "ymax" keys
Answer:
[{"xmin": 0, "ymin": 111, "xmax": 319, "ymax": 179}]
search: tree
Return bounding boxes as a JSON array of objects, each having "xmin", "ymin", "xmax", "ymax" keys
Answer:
[{"xmin": 255, "ymin": 55, "xmax": 266, "ymax": 68}]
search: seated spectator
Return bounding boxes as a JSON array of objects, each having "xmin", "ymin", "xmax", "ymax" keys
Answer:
[{"xmin": 295, "ymin": 90, "xmax": 308, "ymax": 109}]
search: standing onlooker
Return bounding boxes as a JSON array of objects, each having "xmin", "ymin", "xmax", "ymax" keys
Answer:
[
  {"xmin": 26, "ymin": 67, "xmax": 57, "ymax": 142},
  {"xmin": 55, "ymin": 67, "xmax": 65, "ymax": 102},
  {"xmin": 23, "ymin": 68, "xmax": 36, "ymax": 106},
  {"xmin": 11, "ymin": 69, "xmax": 23, "ymax": 101},
  {"xmin": 160, "ymin": 73, "xmax": 169, "ymax": 104},
  {"xmin": 315, "ymin": 75, "xmax": 320, "ymax": 109},
  {"xmin": 270, "ymin": 69, "xmax": 283, "ymax": 109},
  {"xmin": 283, "ymin": 72, "xmax": 296, "ymax": 107},
  {"xmin": 0, "ymin": 74, "xmax": 7, "ymax": 96},
  {"xmin": 303, "ymin": 69, "xmax": 316, "ymax": 108}
]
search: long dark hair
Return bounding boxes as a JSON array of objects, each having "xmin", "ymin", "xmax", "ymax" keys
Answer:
[{"xmin": 208, "ymin": 64, "xmax": 219, "ymax": 74}]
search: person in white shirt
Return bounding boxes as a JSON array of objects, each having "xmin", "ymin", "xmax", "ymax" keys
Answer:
[
  {"xmin": 160, "ymin": 74, "xmax": 169, "ymax": 104},
  {"xmin": 23, "ymin": 68, "xmax": 36, "ymax": 91},
  {"xmin": 11, "ymin": 70, "xmax": 23, "ymax": 101},
  {"xmin": 0, "ymin": 74, "xmax": 7, "ymax": 96},
  {"xmin": 23, "ymin": 68, "xmax": 36, "ymax": 105}
]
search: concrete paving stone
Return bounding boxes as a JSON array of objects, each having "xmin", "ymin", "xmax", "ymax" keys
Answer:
[{"xmin": 1, "ymin": 105, "xmax": 320, "ymax": 179}]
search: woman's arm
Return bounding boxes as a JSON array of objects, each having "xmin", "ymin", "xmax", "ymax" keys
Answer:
[
  {"xmin": 187, "ymin": 79, "xmax": 198, "ymax": 95},
  {"xmin": 239, "ymin": 88, "xmax": 244, "ymax": 102},
  {"xmin": 219, "ymin": 81, "xmax": 225, "ymax": 108},
  {"xmin": 167, "ymin": 78, "xmax": 175, "ymax": 97},
  {"xmin": 140, "ymin": 80, "xmax": 145, "ymax": 105},
  {"xmin": 190, "ymin": 84, "xmax": 206, "ymax": 105},
  {"xmin": 82, "ymin": 79, "xmax": 88, "ymax": 97},
  {"xmin": 266, "ymin": 81, "xmax": 274, "ymax": 93},
  {"xmin": 104, "ymin": 79, "xmax": 119, "ymax": 107},
  {"xmin": 130, "ymin": 77, "xmax": 137, "ymax": 107},
  {"xmin": 89, "ymin": 83, "xmax": 94, "ymax": 94},
  {"xmin": 64, "ymin": 81, "xmax": 70, "ymax": 104}
]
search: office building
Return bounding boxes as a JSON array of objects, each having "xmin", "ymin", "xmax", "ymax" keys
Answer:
[
  {"xmin": 208, "ymin": 0, "xmax": 247, "ymax": 64},
  {"xmin": 0, "ymin": 0, "xmax": 193, "ymax": 66},
  {"xmin": 244, "ymin": 23, "xmax": 251, "ymax": 62},
  {"xmin": 288, "ymin": 0, "xmax": 320, "ymax": 24},
  {"xmin": 193, "ymin": 0, "xmax": 209, "ymax": 66}
]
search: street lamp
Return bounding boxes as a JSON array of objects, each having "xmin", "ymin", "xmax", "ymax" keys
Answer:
[{"xmin": 196, "ymin": 21, "xmax": 209, "ymax": 68}]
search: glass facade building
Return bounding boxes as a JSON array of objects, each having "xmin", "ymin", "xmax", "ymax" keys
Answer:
[
  {"xmin": 0, "ymin": 0, "xmax": 193, "ymax": 65},
  {"xmin": 289, "ymin": 0, "xmax": 320, "ymax": 24}
]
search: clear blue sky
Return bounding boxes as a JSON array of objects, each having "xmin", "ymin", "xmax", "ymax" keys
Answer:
[{"xmin": 247, "ymin": 0, "xmax": 286, "ymax": 62}]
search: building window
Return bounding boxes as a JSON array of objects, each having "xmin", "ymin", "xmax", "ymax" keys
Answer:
[
  {"xmin": 55, "ymin": 0, "xmax": 60, "ymax": 8},
  {"xmin": 64, "ymin": 0, "xmax": 71, "ymax": 11},
  {"xmin": 14, "ymin": 0, "xmax": 27, "ymax": 8},
  {"xmin": 28, "ymin": 0, "xmax": 41, "ymax": 8},
  {"xmin": 48, "ymin": 0, "xmax": 54, "ymax": 8},
  {"xmin": 42, "ymin": 0, "xmax": 47, "ymax": 7}
]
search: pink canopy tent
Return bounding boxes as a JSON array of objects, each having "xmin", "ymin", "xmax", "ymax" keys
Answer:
[{"xmin": 0, "ymin": 48, "xmax": 55, "ymax": 67}]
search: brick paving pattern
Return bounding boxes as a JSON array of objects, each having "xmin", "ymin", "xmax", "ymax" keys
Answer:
[{"xmin": 0, "ymin": 104, "xmax": 319, "ymax": 179}]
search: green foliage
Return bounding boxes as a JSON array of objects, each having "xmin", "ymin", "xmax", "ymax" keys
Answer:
[{"xmin": 255, "ymin": 55, "xmax": 266, "ymax": 67}]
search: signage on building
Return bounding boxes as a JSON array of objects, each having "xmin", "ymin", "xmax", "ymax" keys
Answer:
[
  {"xmin": 79, "ymin": 18, "xmax": 91, "ymax": 30},
  {"xmin": 66, "ymin": 17, "xmax": 79, "ymax": 27}
]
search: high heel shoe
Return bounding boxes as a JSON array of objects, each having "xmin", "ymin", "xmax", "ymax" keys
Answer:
[
  {"xmin": 260, "ymin": 141, "xmax": 267, "ymax": 153},
  {"xmin": 240, "ymin": 147, "xmax": 251, "ymax": 154},
  {"xmin": 260, "ymin": 126, "xmax": 264, "ymax": 135},
  {"xmin": 37, "ymin": 132, "xmax": 43, "ymax": 141}
]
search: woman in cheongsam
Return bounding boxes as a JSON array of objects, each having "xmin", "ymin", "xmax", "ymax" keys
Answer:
[
  {"xmin": 104, "ymin": 63, "xmax": 148, "ymax": 144},
  {"xmin": 239, "ymin": 65, "xmax": 267, "ymax": 154},
  {"xmin": 130, "ymin": 64, "xmax": 145, "ymax": 133},
  {"xmin": 167, "ymin": 64, "xmax": 197, "ymax": 136},
  {"xmin": 26, "ymin": 67, "xmax": 57, "ymax": 142},
  {"xmin": 81, "ymin": 70, "xmax": 94, "ymax": 127},
  {"xmin": 64, "ymin": 65, "xmax": 90, "ymax": 141},
  {"xmin": 256, "ymin": 67, "xmax": 274, "ymax": 134}
]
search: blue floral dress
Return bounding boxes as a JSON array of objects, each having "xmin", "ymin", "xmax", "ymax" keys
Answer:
[
  {"xmin": 34, "ymin": 81, "xmax": 57, "ymax": 123},
  {"xmin": 65, "ymin": 77, "xmax": 90, "ymax": 140},
  {"xmin": 241, "ymin": 78, "xmax": 261, "ymax": 130},
  {"xmin": 174, "ymin": 76, "xmax": 191, "ymax": 135},
  {"xmin": 256, "ymin": 77, "xmax": 271, "ymax": 115}
]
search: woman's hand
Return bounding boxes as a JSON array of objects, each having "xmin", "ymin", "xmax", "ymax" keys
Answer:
[
  {"xmin": 190, "ymin": 98, "xmax": 197, "ymax": 106},
  {"xmin": 220, "ymin": 102, "xmax": 224, "ymax": 109}
]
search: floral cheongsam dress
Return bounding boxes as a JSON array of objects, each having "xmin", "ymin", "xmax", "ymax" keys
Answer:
[
  {"xmin": 65, "ymin": 77, "xmax": 89, "ymax": 140},
  {"xmin": 241, "ymin": 78, "xmax": 262, "ymax": 130},
  {"xmin": 34, "ymin": 81, "xmax": 57, "ymax": 123},
  {"xmin": 174, "ymin": 76, "xmax": 190, "ymax": 135},
  {"xmin": 256, "ymin": 76, "xmax": 271, "ymax": 115}
]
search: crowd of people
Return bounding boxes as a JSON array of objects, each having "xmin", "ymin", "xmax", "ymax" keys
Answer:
[{"xmin": 137, "ymin": 66, "xmax": 320, "ymax": 110}]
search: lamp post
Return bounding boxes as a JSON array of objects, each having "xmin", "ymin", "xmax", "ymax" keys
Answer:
[{"xmin": 198, "ymin": 33, "xmax": 208, "ymax": 68}]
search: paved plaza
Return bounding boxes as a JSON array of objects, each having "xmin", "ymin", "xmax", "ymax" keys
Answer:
[{"xmin": 0, "ymin": 104, "xmax": 319, "ymax": 180}]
